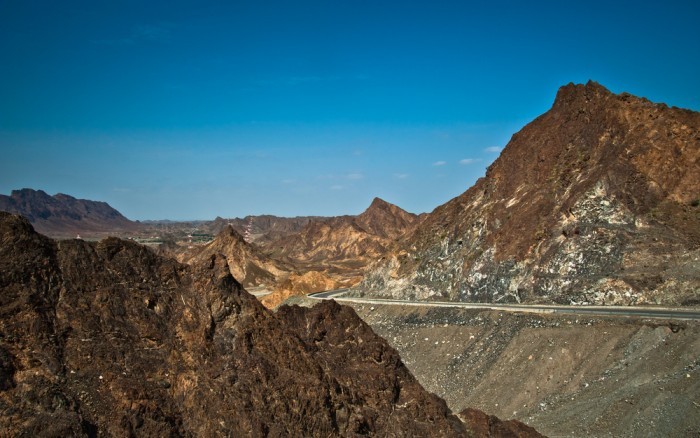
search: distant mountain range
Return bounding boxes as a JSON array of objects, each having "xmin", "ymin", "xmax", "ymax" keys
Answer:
[
  {"xmin": 356, "ymin": 81, "xmax": 700, "ymax": 306},
  {"xmin": 0, "ymin": 188, "xmax": 139, "ymax": 237},
  {"xmin": 184, "ymin": 197, "xmax": 422, "ymax": 307}
]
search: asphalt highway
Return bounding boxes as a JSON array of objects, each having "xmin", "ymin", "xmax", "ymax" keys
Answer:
[{"xmin": 308, "ymin": 289, "xmax": 700, "ymax": 321}]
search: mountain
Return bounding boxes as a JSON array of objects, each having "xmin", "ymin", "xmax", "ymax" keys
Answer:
[
  {"xmin": 264, "ymin": 197, "xmax": 420, "ymax": 277},
  {"xmin": 0, "ymin": 188, "xmax": 139, "ymax": 237},
  {"xmin": 0, "ymin": 211, "xmax": 541, "ymax": 436},
  {"xmin": 355, "ymin": 197, "xmax": 422, "ymax": 239},
  {"xmin": 183, "ymin": 225, "xmax": 287, "ymax": 287},
  {"xmin": 356, "ymin": 81, "xmax": 699, "ymax": 306},
  {"xmin": 208, "ymin": 214, "xmax": 324, "ymax": 244}
]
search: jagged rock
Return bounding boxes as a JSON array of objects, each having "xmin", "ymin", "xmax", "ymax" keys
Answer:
[
  {"xmin": 264, "ymin": 197, "xmax": 420, "ymax": 277},
  {"xmin": 356, "ymin": 81, "xmax": 700, "ymax": 306},
  {"xmin": 458, "ymin": 408, "xmax": 544, "ymax": 438},
  {"xmin": 183, "ymin": 224, "xmax": 286, "ymax": 287},
  {"xmin": 0, "ymin": 212, "xmax": 539, "ymax": 436}
]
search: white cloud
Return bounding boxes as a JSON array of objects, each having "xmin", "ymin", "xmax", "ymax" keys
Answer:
[
  {"xmin": 459, "ymin": 158, "xmax": 481, "ymax": 165},
  {"xmin": 433, "ymin": 161, "xmax": 447, "ymax": 166},
  {"xmin": 484, "ymin": 146, "xmax": 502, "ymax": 153},
  {"xmin": 394, "ymin": 173, "xmax": 409, "ymax": 179}
]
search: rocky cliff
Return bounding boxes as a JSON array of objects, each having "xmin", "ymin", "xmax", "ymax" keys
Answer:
[
  {"xmin": 183, "ymin": 224, "xmax": 287, "ymax": 287},
  {"xmin": 0, "ymin": 211, "xmax": 543, "ymax": 436},
  {"xmin": 356, "ymin": 82, "xmax": 699, "ymax": 306},
  {"xmin": 0, "ymin": 188, "xmax": 139, "ymax": 238},
  {"xmin": 264, "ymin": 197, "xmax": 419, "ymax": 276}
]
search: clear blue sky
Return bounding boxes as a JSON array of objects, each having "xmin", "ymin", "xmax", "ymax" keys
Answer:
[{"xmin": 1, "ymin": 1, "xmax": 699, "ymax": 220}]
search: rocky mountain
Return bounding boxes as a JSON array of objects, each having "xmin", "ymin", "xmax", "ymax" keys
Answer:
[
  {"xmin": 0, "ymin": 211, "xmax": 541, "ymax": 436},
  {"xmin": 264, "ymin": 197, "xmax": 420, "ymax": 278},
  {"xmin": 208, "ymin": 214, "xmax": 324, "ymax": 244},
  {"xmin": 356, "ymin": 81, "xmax": 699, "ymax": 306},
  {"xmin": 183, "ymin": 225, "xmax": 287, "ymax": 287},
  {"xmin": 355, "ymin": 197, "xmax": 422, "ymax": 239},
  {"xmin": 0, "ymin": 188, "xmax": 139, "ymax": 238}
]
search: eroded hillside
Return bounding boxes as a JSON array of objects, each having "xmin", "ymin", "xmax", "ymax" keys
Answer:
[{"xmin": 356, "ymin": 82, "xmax": 700, "ymax": 306}]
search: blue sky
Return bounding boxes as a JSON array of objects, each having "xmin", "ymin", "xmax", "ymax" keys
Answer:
[{"xmin": 1, "ymin": 1, "xmax": 699, "ymax": 220}]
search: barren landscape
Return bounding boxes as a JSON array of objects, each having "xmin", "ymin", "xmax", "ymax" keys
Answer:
[
  {"xmin": 287, "ymin": 295, "xmax": 700, "ymax": 437},
  {"xmin": 2, "ymin": 81, "xmax": 698, "ymax": 437}
]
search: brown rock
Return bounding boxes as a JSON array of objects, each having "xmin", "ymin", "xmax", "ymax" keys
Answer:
[
  {"xmin": 458, "ymin": 408, "xmax": 545, "ymax": 438},
  {"xmin": 0, "ymin": 211, "xmax": 537, "ymax": 436},
  {"xmin": 357, "ymin": 81, "xmax": 700, "ymax": 306}
]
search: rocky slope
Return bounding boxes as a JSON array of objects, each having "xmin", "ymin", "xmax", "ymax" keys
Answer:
[
  {"xmin": 264, "ymin": 197, "xmax": 420, "ymax": 278},
  {"xmin": 356, "ymin": 81, "xmax": 700, "ymax": 306},
  {"xmin": 0, "ymin": 211, "xmax": 542, "ymax": 436},
  {"xmin": 0, "ymin": 188, "xmax": 139, "ymax": 238},
  {"xmin": 292, "ymin": 298, "xmax": 699, "ymax": 438},
  {"xmin": 261, "ymin": 270, "xmax": 350, "ymax": 309},
  {"xmin": 208, "ymin": 214, "xmax": 324, "ymax": 244},
  {"xmin": 183, "ymin": 225, "xmax": 287, "ymax": 287}
]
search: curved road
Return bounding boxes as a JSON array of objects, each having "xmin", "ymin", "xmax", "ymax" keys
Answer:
[{"xmin": 309, "ymin": 289, "xmax": 700, "ymax": 321}]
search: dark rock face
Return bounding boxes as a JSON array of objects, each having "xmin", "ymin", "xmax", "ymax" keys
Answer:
[
  {"xmin": 357, "ymin": 82, "xmax": 699, "ymax": 306},
  {"xmin": 458, "ymin": 408, "xmax": 543, "ymax": 438},
  {"xmin": 0, "ymin": 212, "xmax": 540, "ymax": 436},
  {"xmin": 0, "ymin": 188, "xmax": 138, "ymax": 237},
  {"xmin": 277, "ymin": 301, "xmax": 465, "ymax": 436}
]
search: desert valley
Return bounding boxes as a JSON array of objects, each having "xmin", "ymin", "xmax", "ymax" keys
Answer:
[{"xmin": 1, "ymin": 82, "xmax": 699, "ymax": 436}]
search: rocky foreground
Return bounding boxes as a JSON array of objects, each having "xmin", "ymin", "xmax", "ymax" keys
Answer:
[
  {"xmin": 321, "ymin": 299, "xmax": 700, "ymax": 437},
  {"xmin": 0, "ymin": 212, "xmax": 541, "ymax": 437}
]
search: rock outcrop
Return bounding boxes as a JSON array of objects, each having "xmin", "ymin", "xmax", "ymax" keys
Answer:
[
  {"xmin": 0, "ymin": 188, "xmax": 139, "ymax": 238},
  {"xmin": 0, "ymin": 211, "xmax": 541, "ymax": 436},
  {"xmin": 356, "ymin": 82, "xmax": 699, "ymax": 306},
  {"xmin": 183, "ymin": 225, "xmax": 286, "ymax": 287},
  {"xmin": 264, "ymin": 197, "xmax": 420, "ymax": 278}
]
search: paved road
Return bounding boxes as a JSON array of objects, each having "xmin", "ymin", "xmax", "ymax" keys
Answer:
[
  {"xmin": 309, "ymin": 289, "xmax": 700, "ymax": 321},
  {"xmin": 247, "ymin": 286, "xmax": 273, "ymax": 298}
]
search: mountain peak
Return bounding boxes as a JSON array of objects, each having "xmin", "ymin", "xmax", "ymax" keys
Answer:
[
  {"xmin": 552, "ymin": 80, "xmax": 613, "ymax": 109},
  {"xmin": 356, "ymin": 197, "xmax": 418, "ymax": 239},
  {"xmin": 366, "ymin": 197, "xmax": 392, "ymax": 211},
  {"xmin": 217, "ymin": 224, "xmax": 247, "ymax": 242}
]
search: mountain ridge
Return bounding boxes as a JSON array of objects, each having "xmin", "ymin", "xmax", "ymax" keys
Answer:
[
  {"xmin": 0, "ymin": 188, "xmax": 139, "ymax": 237},
  {"xmin": 355, "ymin": 81, "xmax": 700, "ymax": 306}
]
